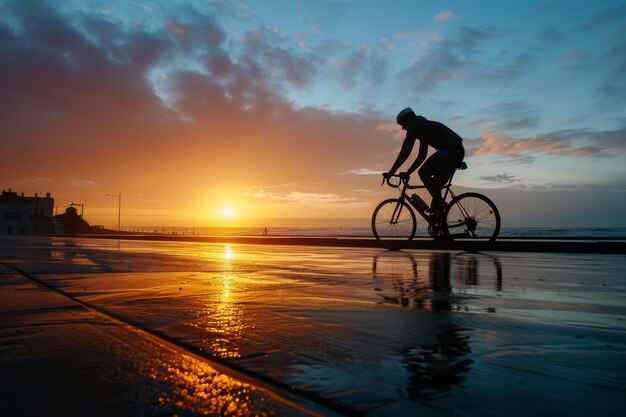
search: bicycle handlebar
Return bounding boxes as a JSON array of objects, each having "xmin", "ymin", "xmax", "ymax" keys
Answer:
[
  {"xmin": 381, "ymin": 173, "xmax": 425, "ymax": 189},
  {"xmin": 382, "ymin": 173, "xmax": 407, "ymax": 188}
]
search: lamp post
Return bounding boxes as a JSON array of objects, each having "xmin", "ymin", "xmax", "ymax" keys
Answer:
[{"xmin": 105, "ymin": 193, "xmax": 121, "ymax": 231}]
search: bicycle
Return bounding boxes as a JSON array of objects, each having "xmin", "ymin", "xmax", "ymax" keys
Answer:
[{"xmin": 372, "ymin": 162, "xmax": 501, "ymax": 250}]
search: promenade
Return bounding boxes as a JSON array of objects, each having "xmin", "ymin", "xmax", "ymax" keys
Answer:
[
  {"xmin": 1, "ymin": 235, "xmax": 625, "ymax": 416},
  {"xmin": 70, "ymin": 233, "xmax": 626, "ymax": 254}
]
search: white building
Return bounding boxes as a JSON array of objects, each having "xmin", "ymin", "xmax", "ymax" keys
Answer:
[{"xmin": 0, "ymin": 189, "xmax": 54, "ymax": 235}]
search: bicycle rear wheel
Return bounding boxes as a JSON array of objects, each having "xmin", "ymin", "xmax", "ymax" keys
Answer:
[
  {"xmin": 443, "ymin": 193, "xmax": 500, "ymax": 243},
  {"xmin": 372, "ymin": 198, "xmax": 417, "ymax": 250}
]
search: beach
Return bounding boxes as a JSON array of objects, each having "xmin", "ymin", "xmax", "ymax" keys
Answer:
[{"xmin": 1, "ymin": 235, "xmax": 625, "ymax": 416}]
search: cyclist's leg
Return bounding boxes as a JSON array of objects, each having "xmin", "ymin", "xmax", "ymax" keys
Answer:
[
  {"xmin": 420, "ymin": 149, "xmax": 465, "ymax": 212},
  {"xmin": 419, "ymin": 153, "xmax": 447, "ymax": 210},
  {"xmin": 436, "ymin": 146, "xmax": 464, "ymax": 193}
]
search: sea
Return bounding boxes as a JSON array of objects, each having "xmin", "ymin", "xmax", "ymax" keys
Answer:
[{"xmin": 119, "ymin": 226, "xmax": 626, "ymax": 240}]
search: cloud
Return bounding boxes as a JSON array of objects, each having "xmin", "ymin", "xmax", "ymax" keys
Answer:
[
  {"xmin": 546, "ymin": 6, "xmax": 626, "ymax": 107},
  {"xmin": 538, "ymin": 27, "xmax": 564, "ymax": 43},
  {"xmin": 587, "ymin": 125, "xmax": 626, "ymax": 150},
  {"xmin": 593, "ymin": 40, "xmax": 626, "ymax": 104},
  {"xmin": 536, "ymin": 6, "xmax": 626, "ymax": 107},
  {"xmin": 70, "ymin": 178, "xmax": 98, "ymax": 187},
  {"xmin": 433, "ymin": 11, "xmax": 458, "ymax": 23},
  {"xmin": 489, "ymin": 51, "xmax": 540, "ymax": 93},
  {"xmin": 331, "ymin": 44, "xmax": 390, "ymax": 87},
  {"xmin": 0, "ymin": 0, "xmax": 174, "ymax": 153},
  {"xmin": 395, "ymin": 26, "xmax": 434, "ymax": 41},
  {"xmin": 476, "ymin": 101, "xmax": 539, "ymax": 130},
  {"xmin": 234, "ymin": 23, "xmax": 393, "ymax": 92},
  {"xmin": 555, "ymin": 48, "xmax": 593, "ymax": 70},
  {"xmin": 455, "ymin": 26, "xmax": 511, "ymax": 57},
  {"xmin": 400, "ymin": 25, "xmax": 513, "ymax": 94},
  {"xmin": 572, "ymin": 4, "xmax": 626, "ymax": 34},
  {"xmin": 468, "ymin": 125, "xmax": 612, "ymax": 163},
  {"xmin": 379, "ymin": 37, "xmax": 396, "ymax": 50},
  {"xmin": 345, "ymin": 169, "xmax": 382, "ymax": 175},
  {"xmin": 248, "ymin": 189, "xmax": 356, "ymax": 204},
  {"xmin": 478, "ymin": 173, "xmax": 520, "ymax": 184}
]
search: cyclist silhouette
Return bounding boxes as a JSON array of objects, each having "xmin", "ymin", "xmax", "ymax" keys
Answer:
[{"xmin": 383, "ymin": 108, "xmax": 465, "ymax": 213}]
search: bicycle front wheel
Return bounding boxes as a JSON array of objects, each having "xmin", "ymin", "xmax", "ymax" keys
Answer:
[
  {"xmin": 443, "ymin": 193, "xmax": 500, "ymax": 243},
  {"xmin": 372, "ymin": 198, "xmax": 417, "ymax": 250}
]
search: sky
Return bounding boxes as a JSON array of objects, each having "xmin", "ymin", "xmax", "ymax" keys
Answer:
[{"xmin": 1, "ymin": 0, "xmax": 626, "ymax": 228}]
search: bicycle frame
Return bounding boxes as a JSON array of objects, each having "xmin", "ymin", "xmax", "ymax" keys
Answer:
[{"xmin": 385, "ymin": 174, "xmax": 458, "ymax": 226}]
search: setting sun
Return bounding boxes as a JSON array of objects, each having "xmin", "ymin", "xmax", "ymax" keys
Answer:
[{"xmin": 219, "ymin": 206, "xmax": 236, "ymax": 217}]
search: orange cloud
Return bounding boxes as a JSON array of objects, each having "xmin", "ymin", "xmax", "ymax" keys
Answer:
[{"xmin": 471, "ymin": 126, "xmax": 608, "ymax": 163}]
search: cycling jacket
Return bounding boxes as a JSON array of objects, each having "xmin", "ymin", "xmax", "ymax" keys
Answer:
[{"xmin": 405, "ymin": 115, "xmax": 463, "ymax": 150}]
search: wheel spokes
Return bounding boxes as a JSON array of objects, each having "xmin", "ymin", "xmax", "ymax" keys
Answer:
[
  {"xmin": 445, "ymin": 194, "xmax": 499, "ymax": 241},
  {"xmin": 372, "ymin": 199, "xmax": 417, "ymax": 248}
]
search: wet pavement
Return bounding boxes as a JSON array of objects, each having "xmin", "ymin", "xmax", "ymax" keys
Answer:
[{"xmin": 1, "ymin": 235, "xmax": 625, "ymax": 416}]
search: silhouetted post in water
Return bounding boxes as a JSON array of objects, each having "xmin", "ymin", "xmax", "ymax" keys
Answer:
[{"xmin": 106, "ymin": 192, "xmax": 121, "ymax": 231}]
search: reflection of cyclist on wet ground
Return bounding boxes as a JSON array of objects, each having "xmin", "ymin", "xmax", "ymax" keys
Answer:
[
  {"xmin": 409, "ymin": 253, "xmax": 473, "ymax": 400},
  {"xmin": 372, "ymin": 252, "xmax": 502, "ymax": 401},
  {"xmin": 372, "ymin": 252, "xmax": 503, "ymax": 309},
  {"xmin": 372, "ymin": 252, "xmax": 455, "ymax": 310},
  {"xmin": 383, "ymin": 108, "xmax": 465, "ymax": 214},
  {"xmin": 403, "ymin": 325, "xmax": 473, "ymax": 401}
]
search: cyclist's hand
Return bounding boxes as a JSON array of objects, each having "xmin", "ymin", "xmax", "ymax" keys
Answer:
[{"xmin": 381, "ymin": 172, "xmax": 391, "ymax": 185}]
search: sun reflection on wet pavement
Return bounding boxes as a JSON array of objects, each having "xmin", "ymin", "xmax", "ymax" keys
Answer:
[
  {"xmin": 192, "ymin": 272, "xmax": 250, "ymax": 359},
  {"xmin": 149, "ymin": 350, "xmax": 267, "ymax": 416}
]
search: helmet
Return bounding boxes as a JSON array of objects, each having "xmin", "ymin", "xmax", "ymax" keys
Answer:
[{"xmin": 396, "ymin": 107, "xmax": 415, "ymax": 124}]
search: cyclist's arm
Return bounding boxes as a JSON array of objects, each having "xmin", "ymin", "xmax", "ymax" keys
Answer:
[
  {"xmin": 387, "ymin": 136, "xmax": 415, "ymax": 175},
  {"xmin": 405, "ymin": 140, "xmax": 428, "ymax": 175}
]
